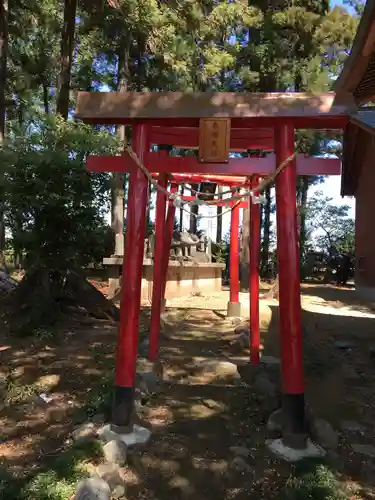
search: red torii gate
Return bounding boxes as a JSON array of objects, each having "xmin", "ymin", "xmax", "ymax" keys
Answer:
[
  {"xmin": 76, "ymin": 91, "xmax": 351, "ymax": 454},
  {"xmin": 87, "ymin": 149, "xmax": 340, "ymax": 355}
]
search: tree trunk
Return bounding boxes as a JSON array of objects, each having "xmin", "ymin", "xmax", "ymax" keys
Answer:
[
  {"xmin": 240, "ymin": 205, "xmax": 250, "ymax": 290},
  {"xmin": 260, "ymin": 186, "xmax": 271, "ymax": 276},
  {"xmin": 112, "ymin": 37, "xmax": 130, "ymax": 256},
  {"xmin": 56, "ymin": 0, "xmax": 77, "ymax": 119},
  {"xmin": 0, "ymin": 0, "xmax": 8, "ymax": 270},
  {"xmin": 266, "ymin": 274, "xmax": 279, "ymax": 300},
  {"xmin": 145, "ymin": 180, "xmax": 152, "ymax": 236},
  {"xmin": 179, "ymin": 185, "xmax": 184, "ymax": 231},
  {"xmin": 298, "ymin": 176, "xmax": 309, "ymax": 260},
  {"xmin": 216, "ymin": 185, "xmax": 223, "ymax": 242},
  {"xmin": 42, "ymin": 82, "xmax": 50, "ymax": 114},
  {"xmin": 0, "ymin": 0, "xmax": 6, "ymax": 144},
  {"xmin": 189, "ymin": 184, "xmax": 199, "ymax": 234}
]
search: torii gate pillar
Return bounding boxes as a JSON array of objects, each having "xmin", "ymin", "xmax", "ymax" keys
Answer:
[
  {"xmin": 274, "ymin": 122, "xmax": 306, "ymax": 449},
  {"xmin": 227, "ymin": 199, "xmax": 241, "ymax": 317},
  {"xmin": 249, "ymin": 176, "xmax": 261, "ymax": 364},
  {"xmin": 112, "ymin": 124, "xmax": 149, "ymax": 432}
]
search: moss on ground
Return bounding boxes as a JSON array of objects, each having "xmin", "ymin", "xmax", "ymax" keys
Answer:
[
  {"xmin": 0, "ymin": 440, "xmax": 102, "ymax": 500},
  {"xmin": 282, "ymin": 460, "xmax": 355, "ymax": 500}
]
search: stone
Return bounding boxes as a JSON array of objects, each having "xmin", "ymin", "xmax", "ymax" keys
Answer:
[
  {"xmin": 254, "ymin": 374, "xmax": 277, "ymax": 397},
  {"xmin": 340, "ymin": 420, "xmax": 365, "ymax": 434},
  {"xmin": 234, "ymin": 323, "xmax": 249, "ymax": 335},
  {"xmin": 266, "ymin": 438, "xmax": 326, "ymax": 462},
  {"xmin": 201, "ymin": 398, "xmax": 223, "ymax": 410},
  {"xmin": 96, "ymin": 463, "xmax": 124, "ymax": 490},
  {"xmin": 98, "ymin": 425, "xmax": 116, "ymax": 443},
  {"xmin": 195, "ymin": 359, "xmax": 240, "ymax": 381},
  {"xmin": 102, "ymin": 440, "xmax": 128, "ymax": 466},
  {"xmin": 112, "ymin": 485, "xmax": 126, "ymax": 499},
  {"xmin": 72, "ymin": 422, "xmax": 97, "ymax": 443},
  {"xmin": 362, "ymin": 461, "xmax": 375, "ymax": 481},
  {"xmin": 36, "ymin": 374, "xmax": 60, "ymax": 390},
  {"xmin": 92, "ymin": 414, "xmax": 106, "ymax": 424},
  {"xmin": 311, "ymin": 418, "xmax": 338, "ymax": 450},
  {"xmin": 98, "ymin": 424, "xmax": 151, "ymax": 448},
  {"xmin": 137, "ymin": 358, "xmax": 163, "ymax": 379},
  {"xmin": 260, "ymin": 355, "xmax": 280, "ymax": 365},
  {"xmin": 0, "ymin": 373, "xmax": 7, "ymax": 391},
  {"xmin": 231, "ymin": 317, "xmax": 243, "ymax": 327},
  {"xmin": 238, "ymin": 332, "xmax": 250, "ymax": 348},
  {"xmin": 136, "ymin": 357, "xmax": 153, "ymax": 373},
  {"xmin": 341, "ymin": 365, "xmax": 360, "ymax": 381},
  {"xmin": 229, "ymin": 446, "xmax": 251, "ymax": 458},
  {"xmin": 230, "ymin": 332, "xmax": 249, "ymax": 350},
  {"xmin": 138, "ymin": 371, "xmax": 160, "ymax": 395},
  {"xmin": 334, "ymin": 340, "xmax": 355, "ymax": 350},
  {"xmin": 0, "ymin": 374, "xmax": 7, "ymax": 402},
  {"xmin": 229, "ymin": 457, "xmax": 252, "ymax": 473},
  {"xmin": 75, "ymin": 477, "xmax": 111, "ymax": 500},
  {"xmin": 267, "ymin": 408, "xmax": 283, "ymax": 432},
  {"xmin": 138, "ymin": 338, "xmax": 149, "ymax": 357},
  {"xmin": 352, "ymin": 444, "xmax": 375, "ymax": 458}
]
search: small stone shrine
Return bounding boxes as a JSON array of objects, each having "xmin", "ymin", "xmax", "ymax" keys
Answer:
[{"xmin": 104, "ymin": 230, "xmax": 224, "ymax": 300}]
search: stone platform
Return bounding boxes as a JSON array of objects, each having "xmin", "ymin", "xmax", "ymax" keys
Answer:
[{"xmin": 103, "ymin": 257, "xmax": 225, "ymax": 300}]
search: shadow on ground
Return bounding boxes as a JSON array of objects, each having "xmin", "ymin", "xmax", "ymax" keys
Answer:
[{"xmin": 1, "ymin": 286, "xmax": 375, "ymax": 499}]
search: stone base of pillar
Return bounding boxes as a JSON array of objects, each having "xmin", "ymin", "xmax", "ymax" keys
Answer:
[
  {"xmin": 266, "ymin": 437, "xmax": 325, "ymax": 462},
  {"xmin": 227, "ymin": 301, "xmax": 241, "ymax": 318},
  {"xmin": 99, "ymin": 423, "xmax": 151, "ymax": 447}
]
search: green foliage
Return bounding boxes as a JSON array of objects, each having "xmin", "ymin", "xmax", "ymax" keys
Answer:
[
  {"xmin": 0, "ymin": 440, "xmax": 102, "ymax": 500},
  {"xmin": 306, "ymin": 191, "xmax": 355, "ymax": 255},
  {"xmin": 211, "ymin": 240, "xmax": 228, "ymax": 264},
  {"xmin": 2, "ymin": 114, "xmax": 119, "ymax": 270},
  {"xmin": 283, "ymin": 461, "xmax": 351, "ymax": 500},
  {"xmin": 84, "ymin": 372, "xmax": 113, "ymax": 420},
  {"xmin": 0, "ymin": 0, "xmax": 362, "ymax": 316}
]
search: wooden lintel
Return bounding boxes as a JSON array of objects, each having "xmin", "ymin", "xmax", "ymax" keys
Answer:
[
  {"xmin": 76, "ymin": 91, "xmax": 356, "ymax": 123},
  {"xmin": 150, "ymin": 126, "xmax": 274, "ymax": 151},
  {"xmin": 86, "ymin": 153, "xmax": 341, "ymax": 176}
]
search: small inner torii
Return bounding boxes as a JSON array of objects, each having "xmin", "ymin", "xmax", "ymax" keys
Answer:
[{"xmin": 76, "ymin": 91, "xmax": 353, "ymax": 458}]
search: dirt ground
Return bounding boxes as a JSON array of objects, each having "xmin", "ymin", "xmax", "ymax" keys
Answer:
[{"xmin": 1, "ymin": 283, "xmax": 375, "ymax": 499}]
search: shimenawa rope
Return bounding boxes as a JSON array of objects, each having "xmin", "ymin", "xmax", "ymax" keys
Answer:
[{"xmin": 125, "ymin": 147, "xmax": 297, "ymax": 219}]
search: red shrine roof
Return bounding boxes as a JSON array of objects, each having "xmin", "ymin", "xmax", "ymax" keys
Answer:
[
  {"xmin": 335, "ymin": 0, "xmax": 375, "ymax": 195},
  {"xmin": 335, "ymin": 0, "xmax": 375, "ymax": 104}
]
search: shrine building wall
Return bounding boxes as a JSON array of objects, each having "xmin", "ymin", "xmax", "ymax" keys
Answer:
[{"xmin": 355, "ymin": 137, "xmax": 375, "ymax": 299}]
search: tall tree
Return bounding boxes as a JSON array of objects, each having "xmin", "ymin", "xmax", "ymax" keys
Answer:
[
  {"xmin": 112, "ymin": 31, "xmax": 130, "ymax": 255},
  {"xmin": 0, "ymin": 0, "xmax": 8, "ymax": 268},
  {"xmin": 216, "ymin": 185, "xmax": 223, "ymax": 243},
  {"xmin": 189, "ymin": 184, "xmax": 199, "ymax": 234},
  {"xmin": 260, "ymin": 186, "xmax": 272, "ymax": 275},
  {"xmin": 0, "ymin": 0, "xmax": 7, "ymax": 144},
  {"xmin": 56, "ymin": 0, "xmax": 77, "ymax": 118}
]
